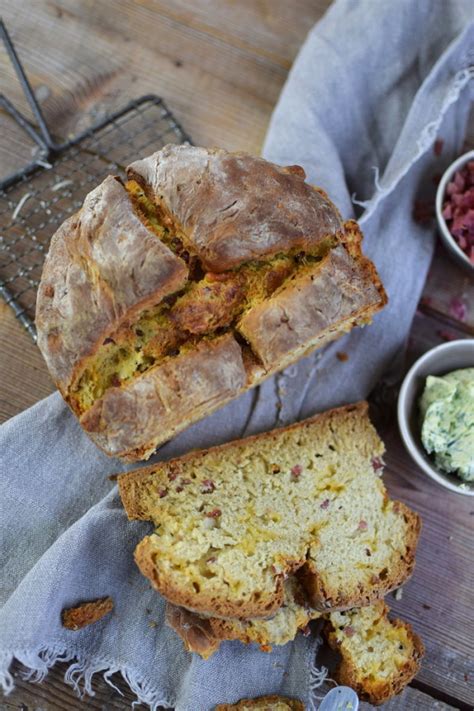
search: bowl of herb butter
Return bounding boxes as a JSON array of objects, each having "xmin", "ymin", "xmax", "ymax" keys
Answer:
[{"xmin": 398, "ymin": 339, "xmax": 474, "ymax": 495}]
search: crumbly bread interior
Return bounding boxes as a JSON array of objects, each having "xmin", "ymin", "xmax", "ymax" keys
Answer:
[
  {"xmin": 215, "ymin": 696, "xmax": 304, "ymax": 711},
  {"xmin": 119, "ymin": 404, "xmax": 419, "ymax": 619},
  {"xmin": 68, "ymin": 180, "xmax": 334, "ymax": 415},
  {"xmin": 325, "ymin": 601, "xmax": 424, "ymax": 705}
]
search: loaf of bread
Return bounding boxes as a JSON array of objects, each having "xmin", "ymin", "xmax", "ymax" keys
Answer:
[
  {"xmin": 325, "ymin": 601, "xmax": 424, "ymax": 705},
  {"xmin": 36, "ymin": 145, "xmax": 386, "ymax": 461},
  {"xmin": 215, "ymin": 696, "xmax": 304, "ymax": 711},
  {"xmin": 118, "ymin": 403, "xmax": 420, "ymax": 619}
]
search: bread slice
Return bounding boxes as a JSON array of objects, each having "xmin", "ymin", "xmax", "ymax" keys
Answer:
[
  {"xmin": 215, "ymin": 696, "xmax": 304, "ymax": 711},
  {"xmin": 119, "ymin": 402, "xmax": 420, "ymax": 619},
  {"xmin": 324, "ymin": 601, "xmax": 424, "ymax": 705},
  {"xmin": 166, "ymin": 578, "xmax": 320, "ymax": 659}
]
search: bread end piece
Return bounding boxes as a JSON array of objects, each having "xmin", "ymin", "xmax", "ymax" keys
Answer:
[{"xmin": 324, "ymin": 600, "xmax": 424, "ymax": 705}]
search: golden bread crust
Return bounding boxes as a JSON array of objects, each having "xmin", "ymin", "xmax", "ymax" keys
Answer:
[
  {"xmin": 324, "ymin": 601, "xmax": 424, "ymax": 705},
  {"xmin": 36, "ymin": 176, "xmax": 187, "ymax": 391},
  {"xmin": 37, "ymin": 147, "xmax": 387, "ymax": 461},
  {"xmin": 127, "ymin": 145, "xmax": 343, "ymax": 272}
]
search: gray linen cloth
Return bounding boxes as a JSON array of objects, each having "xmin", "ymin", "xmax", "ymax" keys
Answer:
[{"xmin": 1, "ymin": 1, "xmax": 473, "ymax": 709}]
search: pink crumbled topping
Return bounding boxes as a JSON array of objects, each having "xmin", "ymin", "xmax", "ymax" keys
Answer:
[
  {"xmin": 206, "ymin": 508, "xmax": 222, "ymax": 518},
  {"xmin": 371, "ymin": 456, "xmax": 384, "ymax": 472},
  {"xmin": 442, "ymin": 160, "xmax": 474, "ymax": 264},
  {"xmin": 291, "ymin": 464, "xmax": 303, "ymax": 480},
  {"xmin": 320, "ymin": 499, "xmax": 330, "ymax": 510},
  {"xmin": 168, "ymin": 470, "xmax": 179, "ymax": 481},
  {"xmin": 358, "ymin": 520, "xmax": 368, "ymax": 531},
  {"xmin": 158, "ymin": 488, "xmax": 168, "ymax": 498},
  {"xmin": 449, "ymin": 296, "xmax": 467, "ymax": 322},
  {"xmin": 344, "ymin": 625, "xmax": 355, "ymax": 637},
  {"xmin": 201, "ymin": 479, "xmax": 216, "ymax": 494}
]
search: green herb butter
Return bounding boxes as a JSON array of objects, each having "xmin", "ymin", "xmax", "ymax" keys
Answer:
[{"xmin": 419, "ymin": 367, "xmax": 474, "ymax": 482}]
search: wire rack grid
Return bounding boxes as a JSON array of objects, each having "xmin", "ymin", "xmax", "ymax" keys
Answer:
[{"xmin": 0, "ymin": 95, "xmax": 192, "ymax": 340}]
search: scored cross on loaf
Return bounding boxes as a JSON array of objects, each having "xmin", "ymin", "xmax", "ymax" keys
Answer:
[{"xmin": 36, "ymin": 145, "xmax": 386, "ymax": 461}]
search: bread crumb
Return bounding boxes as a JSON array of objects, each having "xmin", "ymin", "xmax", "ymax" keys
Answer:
[
  {"xmin": 336, "ymin": 351, "xmax": 349, "ymax": 362},
  {"xmin": 62, "ymin": 596, "xmax": 113, "ymax": 630},
  {"xmin": 393, "ymin": 587, "xmax": 403, "ymax": 601}
]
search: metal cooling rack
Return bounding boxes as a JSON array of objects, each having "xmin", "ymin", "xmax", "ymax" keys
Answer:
[{"xmin": 0, "ymin": 21, "xmax": 192, "ymax": 340}]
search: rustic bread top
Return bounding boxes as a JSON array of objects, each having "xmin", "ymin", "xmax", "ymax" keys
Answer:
[
  {"xmin": 36, "ymin": 146, "xmax": 386, "ymax": 461},
  {"xmin": 127, "ymin": 145, "xmax": 343, "ymax": 272},
  {"xmin": 36, "ymin": 176, "xmax": 187, "ymax": 389}
]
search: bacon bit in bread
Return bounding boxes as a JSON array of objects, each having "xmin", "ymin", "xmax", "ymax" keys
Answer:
[
  {"xmin": 358, "ymin": 520, "xmax": 368, "ymax": 531},
  {"xmin": 206, "ymin": 508, "xmax": 222, "ymax": 518},
  {"xmin": 158, "ymin": 488, "xmax": 168, "ymax": 498},
  {"xmin": 62, "ymin": 596, "xmax": 113, "ymax": 631},
  {"xmin": 180, "ymin": 478, "xmax": 192, "ymax": 486},
  {"xmin": 110, "ymin": 374, "xmax": 121, "ymax": 387},
  {"xmin": 344, "ymin": 625, "xmax": 355, "ymax": 637},
  {"xmin": 320, "ymin": 499, "xmax": 330, "ymax": 510},
  {"xmin": 336, "ymin": 351, "xmax": 349, "ymax": 362},
  {"xmin": 371, "ymin": 456, "xmax": 384, "ymax": 471},
  {"xmin": 291, "ymin": 464, "xmax": 303, "ymax": 480},
  {"xmin": 168, "ymin": 470, "xmax": 179, "ymax": 481},
  {"xmin": 201, "ymin": 479, "xmax": 216, "ymax": 494}
]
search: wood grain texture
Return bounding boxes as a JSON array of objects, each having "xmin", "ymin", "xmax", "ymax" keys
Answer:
[{"xmin": 1, "ymin": 1, "xmax": 473, "ymax": 709}]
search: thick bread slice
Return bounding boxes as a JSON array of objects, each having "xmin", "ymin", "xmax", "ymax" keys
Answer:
[
  {"xmin": 36, "ymin": 176, "xmax": 187, "ymax": 391},
  {"xmin": 324, "ymin": 601, "xmax": 424, "ymax": 705},
  {"xmin": 166, "ymin": 578, "xmax": 320, "ymax": 658},
  {"xmin": 80, "ymin": 333, "xmax": 247, "ymax": 460},
  {"xmin": 127, "ymin": 145, "xmax": 343, "ymax": 272},
  {"xmin": 239, "ymin": 225, "xmax": 385, "ymax": 369},
  {"xmin": 215, "ymin": 696, "xmax": 304, "ymax": 711},
  {"xmin": 118, "ymin": 403, "xmax": 420, "ymax": 618}
]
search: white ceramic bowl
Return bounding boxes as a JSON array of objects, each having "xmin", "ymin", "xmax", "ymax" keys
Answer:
[
  {"xmin": 435, "ymin": 149, "xmax": 474, "ymax": 272},
  {"xmin": 398, "ymin": 339, "xmax": 474, "ymax": 496}
]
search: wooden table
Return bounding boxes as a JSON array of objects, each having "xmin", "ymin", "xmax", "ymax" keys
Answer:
[{"xmin": 0, "ymin": 2, "xmax": 472, "ymax": 710}]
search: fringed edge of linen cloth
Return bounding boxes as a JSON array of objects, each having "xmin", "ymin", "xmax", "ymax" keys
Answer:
[
  {"xmin": 0, "ymin": 647, "xmax": 175, "ymax": 710},
  {"xmin": 0, "ymin": 645, "xmax": 328, "ymax": 709},
  {"xmin": 352, "ymin": 65, "xmax": 473, "ymax": 219}
]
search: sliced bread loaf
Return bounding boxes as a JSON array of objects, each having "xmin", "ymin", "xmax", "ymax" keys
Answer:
[
  {"xmin": 119, "ymin": 402, "xmax": 420, "ymax": 619},
  {"xmin": 324, "ymin": 601, "xmax": 424, "ymax": 705}
]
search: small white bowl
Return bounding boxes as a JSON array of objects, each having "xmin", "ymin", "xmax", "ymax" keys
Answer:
[
  {"xmin": 435, "ymin": 149, "xmax": 474, "ymax": 272},
  {"xmin": 398, "ymin": 339, "xmax": 474, "ymax": 496}
]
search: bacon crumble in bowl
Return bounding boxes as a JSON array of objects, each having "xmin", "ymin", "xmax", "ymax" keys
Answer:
[{"xmin": 435, "ymin": 149, "xmax": 474, "ymax": 271}]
